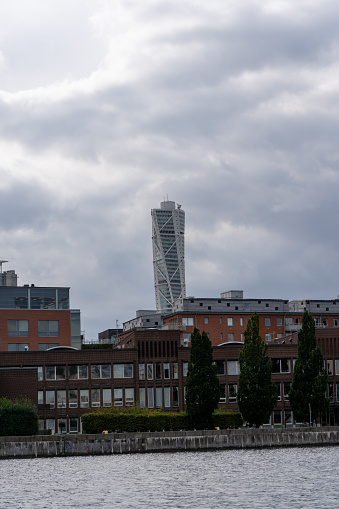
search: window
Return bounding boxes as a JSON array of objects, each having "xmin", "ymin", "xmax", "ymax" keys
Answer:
[
  {"xmin": 7, "ymin": 320, "xmax": 28, "ymax": 337},
  {"xmin": 38, "ymin": 391, "xmax": 44, "ymax": 405},
  {"xmin": 240, "ymin": 317, "xmax": 244, "ymax": 326},
  {"xmin": 38, "ymin": 320, "xmax": 59, "ymax": 337},
  {"xmin": 241, "ymin": 334, "xmax": 244, "ymax": 342},
  {"xmin": 277, "ymin": 317, "xmax": 282, "ymax": 326},
  {"xmin": 125, "ymin": 388, "xmax": 134, "ymax": 406},
  {"xmin": 163, "ymin": 362, "xmax": 170, "ymax": 379},
  {"xmin": 8, "ymin": 343, "xmax": 29, "ymax": 351},
  {"xmin": 155, "ymin": 362, "xmax": 162, "ymax": 380},
  {"xmin": 147, "ymin": 363, "xmax": 153, "ymax": 380},
  {"xmin": 46, "ymin": 419, "xmax": 55, "ymax": 434},
  {"xmin": 69, "ymin": 365, "xmax": 88, "ymax": 380},
  {"xmin": 219, "ymin": 384, "xmax": 226, "ymax": 403},
  {"xmin": 227, "ymin": 360, "xmax": 240, "ymax": 375},
  {"xmin": 46, "ymin": 390, "xmax": 55, "ymax": 409},
  {"xmin": 114, "ymin": 388, "xmax": 123, "ymax": 406},
  {"xmin": 215, "ymin": 360, "xmax": 225, "ymax": 375},
  {"xmin": 285, "ymin": 411, "xmax": 293, "ymax": 426},
  {"xmin": 328, "ymin": 383, "xmax": 334, "ymax": 402},
  {"xmin": 272, "ymin": 359, "xmax": 291, "ymax": 373},
  {"xmin": 113, "ymin": 363, "xmax": 133, "ymax": 378},
  {"xmin": 227, "ymin": 317, "xmax": 233, "ymax": 326},
  {"xmin": 273, "ymin": 410, "xmax": 282, "ymax": 425},
  {"xmin": 91, "ymin": 364, "xmax": 111, "ymax": 379},
  {"xmin": 91, "ymin": 389, "xmax": 100, "ymax": 407},
  {"xmin": 156, "ymin": 387, "xmax": 162, "ymax": 408},
  {"xmin": 103, "ymin": 388, "xmax": 112, "ymax": 407},
  {"xmin": 183, "ymin": 361, "xmax": 188, "ymax": 377},
  {"xmin": 314, "ymin": 318, "xmax": 319, "ymax": 326},
  {"xmin": 139, "ymin": 388, "xmax": 146, "ymax": 408},
  {"xmin": 336, "ymin": 383, "xmax": 339, "ymax": 402},
  {"xmin": 182, "ymin": 317, "xmax": 194, "ymax": 326},
  {"xmin": 69, "ymin": 418, "xmax": 78, "ymax": 434},
  {"xmin": 38, "ymin": 366, "xmax": 43, "ymax": 381},
  {"xmin": 45, "ymin": 365, "xmax": 66, "ymax": 380},
  {"xmin": 335, "ymin": 359, "xmax": 339, "ymax": 375},
  {"xmin": 80, "ymin": 389, "xmax": 89, "ymax": 408},
  {"xmin": 204, "ymin": 317, "xmax": 209, "ymax": 324},
  {"xmin": 164, "ymin": 387, "xmax": 171, "ymax": 408},
  {"xmin": 228, "ymin": 333, "xmax": 234, "ymax": 341},
  {"xmin": 275, "ymin": 383, "xmax": 281, "ymax": 401},
  {"xmin": 283, "ymin": 382, "xmax": 291, "ymax": 400},
  {"xmin": 322, "ymin": 318, "xmax": 328, "ymax": 327},
  {"xmin": 220, "ymin": 317, "xmax": 223, "ymax": 324},
  {"xmin": 139, "ymin": 363, "xmax": 145, "ymax": 380},
  {"xmin": 228, "ymin": 384, "xmax": 237, "ymax": 402},
  {"xmin": 265, "ymin": 318, "xmax": 271, "ymax": 326},
  {"xmin": 57, "ymin": 390, "xmax": 66, "ymax": 408},
  {"xmin": 147, "ymin": 387, "xmax": 154, "ymax": 408},
  {"xmin": 69, "ymin": 390, "xmax": 78, "ymax": 408},
  {"xmin": 265, "ymin": 334, "xmax": 272, "ymax": 342},
  {"xmin": 58, "ymin": 419, "xmax": 67, "ymax": 434},
  {"xmin": 334, "ymin": 318, "xmax": 339, "ymax": 327},
  {"xmin": 173, "ymin": 387, "xmax": 179, "ymax": 407},
  {"xmin": 327, "ymin": 360, "xmax": 333, "ymax": 375},
  {"xmin": 172, "ymin": 362, "xmax": 178, "ymax": 379},
  {"xmin": 220, "ymin": 333, "xmax": 223, "ymax": 341}
]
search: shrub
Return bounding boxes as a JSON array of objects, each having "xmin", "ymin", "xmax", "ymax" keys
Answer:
[
  {"xmin": 81, "ymin": 407, "xmax": 242, "ymax": 434},
  {"xmin": 0, "ymin": 397, "xmax": 39, "ymax": 436}
]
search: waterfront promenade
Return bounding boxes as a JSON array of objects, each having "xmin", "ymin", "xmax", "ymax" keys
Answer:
[{"xmin": 1, "ymin": 426, "xmax": 339, "ymax": 459}]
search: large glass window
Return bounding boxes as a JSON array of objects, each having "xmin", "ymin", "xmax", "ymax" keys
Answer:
[
  {"xmin": 172, "ymin": 387, "xmax": 179, "ymax": 407},
  {"xmin": 265, "ymin": 318, "xmax": 271, "ymax": 326},
  {"xmin": 172, "ymin": 363, "xmax": 178, "ymax": 379},
  {"xmin": 182, "ymin": 317, "xmax": 194, "ymax": 326},
  {"xmin": 69, "ymin": 390, "xmax": 78, "ymax": 408},
  {"xmin": 91, "ymin": 364, "xmax": 111, "ymax": 379},
  {"xmin": 335, "ymin": 359, "xmax": 339, "ymax": 375},
  {"xmin": 155, "ymin": 363, "xmax": 162, "ymax": 380},
  {"xmin": 58, "ymin": 288, "xmax": 69, "ymax": 309},
  {"xmin": 113, "ymin": 364, "xmax": 133, "ymax": 378},
  {"xmin": 45, "ymin": 365, "xmax": 66, "ymax": 380},
  {"xmin": 139, "ymin": 364, "xmax": 145, "ymax": 380},
  {"xmin": 31, "ymin": 288, "xmax": 57, "ymax": 309},
  {"xmin": 183, "ymin": 361, "xmax": 188, "ymax": 377},
  {"xmin": 8, "ymin": 343, "xmax": 29, "ymax": 351},
  {"xmin": 215, "ymin": 360, "xmax": 225, "ymax": 375},
  {"xmin": 7, "ymin": 320, "xmax": 28, "ymax": 337},
  {"xmin": 139, "ymin": 388, "xmax": 146, "ymax": 408},
  {"xmin": 46, "ymin": 419, "xmax": 55, "ymax": 434},
  {"xmin": 147, "ymin": 363, "xmax": 153, "ymax": 380},
  {"xmin": 227, "ymin": 360, "xmax": 240, "ymax": 375},
  {"xmin": 91, "ymin": 389, "xmax": 100, "ymax": 407},
  {"xmin": 57, "ymin": 390, "xmax": 66, "ymax": 408},
  {"xmin": 69, "ymin": 418, "xmax": 78, "ymax": 433},
  {"xmin": 38, "ymin": 320, "xmax": 59, "ymax": 337},
  {"xmin": 326, "ymin": 360, "xmax": 333, "ymax": 375},
  {"xmin": 272, "ymin": 359, "xmax": 291, "ymax": 373},
  {"xmin": 37, "ymin": 366, "xmax": 43, "ymax": 381},
  {"xmin": 228, "ymin": 384, "xmax": 237, "ymax": 402},
  {"xmin": 164, "ymin": 362, "xmax": 170, "ymax": 379},
  {"xmin": 219, "ymin": 384, "xmax": 226, "ymax": 403},
  {"xmin": 156, "ymin": 387, "xmax": 162, "ymax": 408},
  {"xmin": 125, "ymin": 388, "xmax": 134, "ymax": 406},
  {"xmin": 0, "ymin": 287, "xmax": 28, "ymax": 309},
  {"xmin": 46, "ymin": 390, "xmax": 55, "ymax": 409},
  {"xmin": 283, "ymin": 382, "xmax": 291, "ymax": 400},
  {"xmin": 114, "ymin": 388, "xmax": 123, "ymax": 406},
  {"xmin": 69, "ymin": 365, "xmax": 88, "ymax": 380},
  {"xmin": 164, "ymin": 387, "xmax": 170, "ymax": 408},
  {"xmin": 273, "ymin": 410, "xmax": 282, "ymax": 425},
  {"xmin": 227, "ymin": 317, "xmax": 233, "ymax": 326},
  {"xmin": 103, "ymin": 389, "xmax": 112, "ymax": 407},
  {"xmin": 38, "ymin": 391, "xmax": 44, "ymax": 405},
  {"xmin": 80, "ymin": 389, "xmax": 89, "ymax": 408},
  {"xmin": 147, "ymin": 387, "xmax": 154, "ymax": 408}
]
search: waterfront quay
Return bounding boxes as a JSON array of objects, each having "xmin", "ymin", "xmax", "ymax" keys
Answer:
[{"xmin": 1, "ymin": 427, "xmax": 339, "ymax": 459}]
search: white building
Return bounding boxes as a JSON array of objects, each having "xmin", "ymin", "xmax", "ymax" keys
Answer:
[{"xmin": 151, "ymin": 200, "xmax": 186, "ymax": 313}]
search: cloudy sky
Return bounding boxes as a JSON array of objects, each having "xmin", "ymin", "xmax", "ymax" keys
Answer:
[{"xmin": 1, "ymin": 0, "xmax": 339, "ymax": 339}]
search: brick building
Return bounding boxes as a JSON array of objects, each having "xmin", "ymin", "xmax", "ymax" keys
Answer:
[
  {"xmin": 1, "ymin": 328, "xmax": 339, "ymax": 433},
  {"xmin": 0, "ymin": 265, "xmax": 81, "ymax": 351}
]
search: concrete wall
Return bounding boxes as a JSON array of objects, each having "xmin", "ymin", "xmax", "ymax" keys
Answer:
[{"xmin": 1, "ymin": 427, "xmax": 339, "ymax": 459}]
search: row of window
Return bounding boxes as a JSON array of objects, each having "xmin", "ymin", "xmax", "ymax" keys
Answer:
[
  {"xmin": 7, "ymin": 320, "xmax": 59, "ymax": 337},
  {"xmin": 139, "ymin": 362, "xmax": 178, "ymax": 380},
  {"xmin": 38, "ymin": 387, "xmax": 135, "ymax": 409},
  {"xmin": 8, "ymin": 343, "xmax": 59, "ymax": 352},
  {"xmin": 38, "ymin": 364, "xmax": 134, "ymax": 381},
  {"xmin": 182, "ymin": 316, "xmax": 339, "ymax": 328}
]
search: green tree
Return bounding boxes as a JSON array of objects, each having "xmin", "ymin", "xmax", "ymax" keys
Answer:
[
  {"xmin": 0, "ymin": 397, "xmax": 38, "ymax": 436},
  {"xmin": 289, "ymin": 310, "xmax": 329, "ymax": 424},
  {"xmin": 185, "ymin": 327, "xmax": 220, "ymax": 429},
  {"xmin": 237, "ymin": 313, "xmax": 278, "ymax": 427}
]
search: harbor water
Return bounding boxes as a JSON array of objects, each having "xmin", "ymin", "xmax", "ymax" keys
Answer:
[{"xmin": 0, "ymin": 446, "xmax": 337, "ymax": 508}]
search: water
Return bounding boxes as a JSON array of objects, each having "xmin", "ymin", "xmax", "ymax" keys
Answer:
[{"xmin": 0, "ymin": 447, "xmax": 337, "ymax": 508}]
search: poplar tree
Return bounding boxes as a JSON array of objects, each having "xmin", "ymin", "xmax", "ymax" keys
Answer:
[
  {"xmin": 237, "ymin": 313, "xmax": 278, "ymax": 427},
  {"xmin": 289, "ymin": 310, "xmax": 328, "ymax": 424},
  {"xmin": 185, "ymin": 327, "xmax": 220, "ymax": 429}
]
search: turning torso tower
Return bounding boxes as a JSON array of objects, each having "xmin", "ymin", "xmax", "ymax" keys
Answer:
[{"xmin": 151, "ymin": 200, "xmax": 186, "ymax": 313}]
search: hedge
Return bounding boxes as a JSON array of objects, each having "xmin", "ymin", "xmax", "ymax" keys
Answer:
[
  {"xmin": 81, "ymin": 407, "xmax": 242, "ymax": 434},
  {"xmin": 0, "ymin": 397, "xmax": 39, "ymax": 436}
]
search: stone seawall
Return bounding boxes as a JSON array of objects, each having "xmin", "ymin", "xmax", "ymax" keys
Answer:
[{"xmin": 1, "ymin": 427, "xmax": 339, "ymax": 459}]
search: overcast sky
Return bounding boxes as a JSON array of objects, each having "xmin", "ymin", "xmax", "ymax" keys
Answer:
[{"xmin": 1, "ymin": 0, "xmax": 339, "ymax": 339}]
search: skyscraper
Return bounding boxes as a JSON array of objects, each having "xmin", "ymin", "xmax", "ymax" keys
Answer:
[{"xmin": 151, "ymin": 200, "xmax": 186, "ymax": 313}]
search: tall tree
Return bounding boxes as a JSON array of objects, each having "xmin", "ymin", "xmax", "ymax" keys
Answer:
[
  {"xmin": 185, "ymin": 327, "xmax": 220, "ymax": 429},
  {"xmin": 289, "ymin": 310, "xmax": 328, "ymax": 423},
  {"xmin": 237, "ymin": 313, "xmax": 278, "ymax": 427}
]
